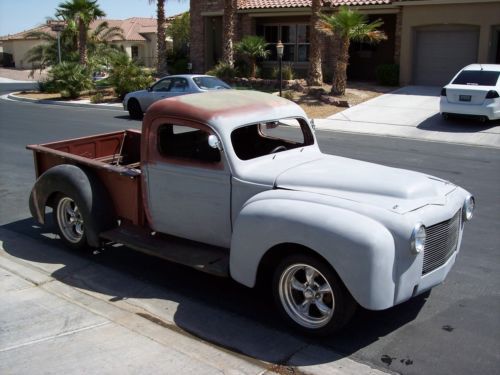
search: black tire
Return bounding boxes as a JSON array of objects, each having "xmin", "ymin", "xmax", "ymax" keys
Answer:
[
  {"xmin": 30, "ymin": 164, "xmax": 116, "ymax": 249},
  {"xmin": 272, "ymin": 253, "xmax": 356, "ymax": 336},
  {"xmin": 53, "ymin": 192, "xmax": 89, "ymax": 250},
  {"xmin": 128, "ymin": 98, "xmax": 143, "ymax": 120},
  {"xmin": 441, "ymin": 113, "xmax": 449, "ymax": 120}
]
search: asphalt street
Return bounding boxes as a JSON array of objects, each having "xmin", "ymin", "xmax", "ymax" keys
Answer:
[{"xmin": 1, "ymin": 96, "xmax": 499, "ymax": 374}]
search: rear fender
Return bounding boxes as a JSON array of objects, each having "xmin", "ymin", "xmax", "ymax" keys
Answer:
[
  {"xmin": 29, "ymin": 164, "xmax": 115, "ymax": 247},
  {"xmin": 230, "ymin": 191, "xmax": 396, "ymax": 310}
]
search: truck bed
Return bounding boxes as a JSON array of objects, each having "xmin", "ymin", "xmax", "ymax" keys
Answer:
[{"xmin": 27, "ymin": 129, "xmax": 145, "ymax": 225}]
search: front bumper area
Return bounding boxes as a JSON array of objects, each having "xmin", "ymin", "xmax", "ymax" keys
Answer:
[{"xmin": 413, "ymin": 250, "xmax": 458, "ymax": 296}]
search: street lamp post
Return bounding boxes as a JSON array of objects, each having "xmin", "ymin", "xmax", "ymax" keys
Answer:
[
  {"xmin": 276, "ymin": 40, "xmax": 284, "ymax": 97},
  {"xmin": 48, "ymin": 21, "xmax": 65, "ymax": 64}
]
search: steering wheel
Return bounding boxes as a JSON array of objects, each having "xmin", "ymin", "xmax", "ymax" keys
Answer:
[{"xmin": 269, "ymin": 145, "xmax": 287, "ymax": 154}]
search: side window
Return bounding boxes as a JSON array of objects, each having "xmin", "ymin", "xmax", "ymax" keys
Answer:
[
  {"xmin": 152, "ymin": 79, "xmax": 171, "ymax": 92},
  {"xmin": 169, "ymin": 78, "xmax": 189, "ymax": 92},
  {"xmin": 157, "ymin": 124, "xmax": 221, "ymax": 164}
]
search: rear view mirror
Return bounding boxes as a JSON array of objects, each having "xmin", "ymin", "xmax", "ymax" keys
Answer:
[{"xmin": 208, "ymin": 135, "xmax": 222, "ymax": 151}]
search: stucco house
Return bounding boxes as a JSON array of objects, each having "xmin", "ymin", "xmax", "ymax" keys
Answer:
[
  {"xmin": 190, "ymin": 0, "xmax": 500, "ymax": 85},
  {"xmin": 0, "ymin": 17, "xmax": 172, "ymax": 69}
]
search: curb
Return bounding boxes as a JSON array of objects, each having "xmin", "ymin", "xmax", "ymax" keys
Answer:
[{"xmin": 6, "ymin": 92, "xmax": 124, "ymax": 111}]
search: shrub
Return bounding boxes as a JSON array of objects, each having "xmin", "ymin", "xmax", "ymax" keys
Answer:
[
  {"xmin": 206, "ymin": 61, "xmax": 238, "ymax": 82},
  {"xmin": 38, "ymin": 78, "xmax": 59, "ymax": 93},
  {"xmin": 235, "ymin": 36, "xmax": 269, "ymax": 78},
  {"xmin": 108, "ymin": 54, "xmax": 155, "ymax": 99},
  {"xmin": 168, "ymin": 57, "xmax": 189, "ymax": 74},
  {"xmin": 375, "ymin": 64, "xmax": 399, "ymax": 86},
  {"xmin": 283, "ymin": 90, "xmax": 295, "ymax": 100},
  {"xmin": 167, "ymin": 48, "xmax": 190, "ymax": 75},
  {"xmin": 48, "ymin": 62, "xmax": 93, "ymax": 99},
  {"xmin": 272, "ymin": 63, "xmax": 295, "ymax": 80},
  {"xmin": 90, "ymin": 92, "xmax": 105, "ymax": 103}
]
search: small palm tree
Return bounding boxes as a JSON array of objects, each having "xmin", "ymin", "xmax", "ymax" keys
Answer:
[
  {"xmin": 307, "ymin": 0, "xmax": 323, "ymax": 86},
  {"xmin": 235, "ymin": 36, "xmax": 269, "ymax": 78},
  {"xmin": 49, "ymin": 61, "xmax": 93, "ymax": 98},
  {"xmin": 56, "ymin": 0, "xmax": 106, "ymax": 65},
  {"xmin": 320, "ymin": 6, "xmax": 387, "ymax": 96}
]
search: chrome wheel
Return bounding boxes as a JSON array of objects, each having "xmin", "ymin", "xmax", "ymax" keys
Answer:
[
  {"xmin": 278, "ymin": 263, "xmax": 335, "ymax": 329},
  {"xmin": 56, "ymin": 197, "xmax": 84, "ymax": 243}
]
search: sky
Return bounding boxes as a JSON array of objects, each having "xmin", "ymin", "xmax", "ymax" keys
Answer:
[{"xmin": 0, "ymin": 0, "xmax": 190, "ymax": 36}]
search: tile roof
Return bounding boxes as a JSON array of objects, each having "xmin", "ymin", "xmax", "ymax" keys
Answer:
[
  {"xmin": 0, "ymin": 17, "xmax": 161, "ymax": 42},
  {"xmin": 238, "ymin": 0, "xmax": 392, "ymax": 9},
  {"xmin": 0, "ymin": 25, "xmax": 55, "ymax": 41}
]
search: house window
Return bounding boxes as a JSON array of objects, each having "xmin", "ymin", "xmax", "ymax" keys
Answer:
[
  {"xmin": 131, "ymin": 46, "xmax": 139, "ymax": 60},
  {"xmin": 259, "ymin": 24, "xmax": 310, "ymax": 62}
]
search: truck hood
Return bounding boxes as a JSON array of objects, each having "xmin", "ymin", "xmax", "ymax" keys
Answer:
[{"xmin": 275, "ymin": 155, "xmax": 456, "ymax": 214}]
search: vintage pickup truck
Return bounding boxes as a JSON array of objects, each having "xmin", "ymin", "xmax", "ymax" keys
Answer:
[{"xmin": 27, "ymin": 90, "xmax": 474, "ymax": 335}]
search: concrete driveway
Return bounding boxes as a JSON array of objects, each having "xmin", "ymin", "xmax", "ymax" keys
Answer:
[{"xmin": 315, "ymin": 86, "xmax": 500, "ymax": 148}]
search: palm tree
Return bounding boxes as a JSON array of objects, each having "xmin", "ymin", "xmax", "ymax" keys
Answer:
[
  {"xmin": 320, "ymin": 6, "xmax": 387, "ymax": 96},
  {"xmin": 222, "ymin": 0, "xmax": 237, "ymax": 68},
  {"xmin": 56, "ymin": 0, "xmax": 105, "ymax": 65},
  {"xmin": 235, "ymin": 36, "xmax": 269, "ymax": 78},
  {"xmin": 307, "ymin": 0, "xmax": 323, "ymax": 86},
  {"xmin": 149, "ymin": 0, "xmax": 168, "ymax": 76},
  {"xmin": 25, "ymin": 22, "xmax": 124, "ymax": 73},
  {"xmin": 87, "ymin": 21, "xmax": 125, "ymax": 69}
]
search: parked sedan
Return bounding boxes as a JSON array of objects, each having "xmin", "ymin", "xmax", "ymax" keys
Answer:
[
  {"xmin": 440, "ymin": 64, "xmax": 500, "ymax": 122},
  {"xmin": 123, "ymin": 74, "xmax": 231, "ymax": 119}
]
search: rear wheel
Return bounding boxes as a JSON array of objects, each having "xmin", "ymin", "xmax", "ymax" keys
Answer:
[
  {"xmin": 441, "ymin": 113, "xmax": 449, "ymax": 120},
  {"xmin": 272, "ymin": 254, "xmax": 356, "ymax": 336},
  {"xmin": 53, "ymin": 194, "xmax": 88, "ymax": 250},
  {"xmin": 128, "ymin": 99, "xmax": 143, "ymax": 119}
]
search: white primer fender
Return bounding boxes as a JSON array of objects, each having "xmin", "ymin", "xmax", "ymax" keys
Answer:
[{"xmin": 230, "ymin": 190, "xmax": 397, "ymax": 310}]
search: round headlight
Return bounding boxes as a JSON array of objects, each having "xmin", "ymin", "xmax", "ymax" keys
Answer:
[
  {"xmin": 410, "ymin": 223, "xmax": 426, "ymax": 254},
  {"xmin": 463, "ymin": 195, "xmax": 475, "ymax": 222}
]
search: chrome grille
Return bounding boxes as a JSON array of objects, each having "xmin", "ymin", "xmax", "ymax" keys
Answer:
[{"xmin": 422, "ymin": 210, "xmax": 461, "ymax": 275}]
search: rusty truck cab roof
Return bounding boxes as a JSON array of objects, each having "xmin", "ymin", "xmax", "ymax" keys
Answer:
[{"xmin": 144, "ymin": 90, "xmax": 308, "ymax": 133}]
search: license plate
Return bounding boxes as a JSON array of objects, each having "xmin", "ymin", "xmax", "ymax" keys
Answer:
[{"xmin": 459, "ymin": 95, "xmax": 471, "ymax": 102}]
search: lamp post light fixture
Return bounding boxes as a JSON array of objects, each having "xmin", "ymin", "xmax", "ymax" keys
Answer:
[{"xmin": 276, "ymin": 40, "xmax": 284, "ymax": 97}]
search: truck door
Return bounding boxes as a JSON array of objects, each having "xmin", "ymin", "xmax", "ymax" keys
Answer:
[{"xmin": 143, "ymin": 121, "xmax": 232, "ymax": 248}]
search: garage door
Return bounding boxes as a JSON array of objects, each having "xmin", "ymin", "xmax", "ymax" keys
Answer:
[{"xmin": 413, "ymin": 26, "xmax": 479, "ymax": 86}]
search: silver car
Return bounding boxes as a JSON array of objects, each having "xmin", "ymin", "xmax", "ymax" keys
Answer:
[{"xmin": 123, "ymin": 74, "xmax": 231, "ymax": 119}]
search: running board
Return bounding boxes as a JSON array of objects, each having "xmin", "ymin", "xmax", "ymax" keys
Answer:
[{"xmin": 100, "ymin": 225, "xmax": 230, "ymax": 277}]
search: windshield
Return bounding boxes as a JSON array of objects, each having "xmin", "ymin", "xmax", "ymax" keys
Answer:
[
  {"xmin": 193, "ymin": 76, "xmax": 231, "ymax": 90},
  {"xmin": 231, "ymin": 118, "xmax": 314, "ymax": 160},
  {"xmin": 452, "ymin": 70, "xmax": 500, "ymax": 86}
]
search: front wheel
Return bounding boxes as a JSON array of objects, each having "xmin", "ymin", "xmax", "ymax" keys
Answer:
[
  {"xmin": 54, "ymin": 194, "xmax": 88, "ymax": 250},
  {"xmin": 272, "ymin": 254, "xmax": 356, "ymax": 336},
  {"xmin": 128, "ymin": 99, "xmax": 143, "ymax": 120}
]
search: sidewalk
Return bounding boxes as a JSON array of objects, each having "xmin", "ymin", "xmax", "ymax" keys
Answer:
[
  {"xmin": 0, "ymin": 67, "xmax": 47, "ymax": 81},
  {"xmin": 315, "ymin": 86, "xmax": 500, "ymax": 148},
  {"xmin": 0, "ymin": 228, "xmax": 388, "ymax": 375},
  {"xmin": 0, "ymin": 68, "xmax": 45, "ymax": 91},
  {"xmin": 0, "ymin": 77, "xmax": 39, "ymax": 91}
]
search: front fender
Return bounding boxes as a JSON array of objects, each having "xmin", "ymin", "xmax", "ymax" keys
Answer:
[{"xmin": 230, "ymin": 191, "xmax": 396, "ymax": 310}]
